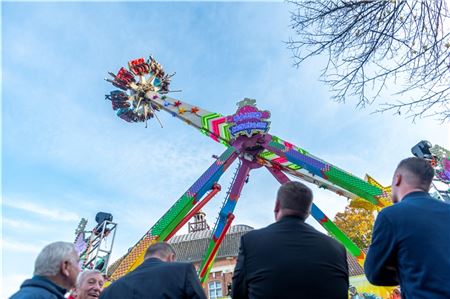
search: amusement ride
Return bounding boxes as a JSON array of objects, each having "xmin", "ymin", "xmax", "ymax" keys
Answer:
[{"xmin": 73, "ymin": 55, "xmax": 449, "ymax": 297}]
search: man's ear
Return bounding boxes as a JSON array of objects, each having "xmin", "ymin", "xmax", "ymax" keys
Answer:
[
  {"xmin": 393, "ymin": 173, "xmax": 402, "ymax": 187},
  {"xmin": 167, "ymin": 253, "xmax": 175, "ymax": 262},
  {"xmin": 274, "ymin": 199, "xmax": 280, "ymax": 213},
  {"xmin": 61, "ymin": 260, "xmax": 70, "ymax": 277}
]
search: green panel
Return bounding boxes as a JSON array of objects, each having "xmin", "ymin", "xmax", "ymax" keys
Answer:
[
  {"xmin": 325, "ymin": 166, "xmax": 382, "ymax": 205},
  {"xmin": 151, "ymin": 194, "xmax": 194, "ymax": 236},
  {"xmin": 199, "ymin": 238, "xmax": 216, "ymax": 279},
  {"xmin": 200, "ymin": 112, "xmax": 222, "ymax": 129},
  {"xmin": 271, "ymin": 135, "xmax": 281, "ymax": 143},
  {"xmin": 287, "ymin": 164, "xmax": 301, "ymax": 170},
  {"xmin": 322, "ymin": 221, "xmax": 361, "ymax": 258},
  {"xmin": 220, "ymin": 123, "xmax": 231, "ymax": 142},
  {"xmin": 200, "ymin": 251, "xmax": 218, "ymax": 284},
  {"xmin": 259, "ymin": 150, "xmax": 276, "ymax": 159},
  {"xmin": 158, "ymin": 198, "xmax": 196, "ymax": 240}
]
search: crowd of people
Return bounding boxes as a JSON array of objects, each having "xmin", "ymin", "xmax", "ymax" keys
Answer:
[{"xmin": 10, "ymin": 157, "xmax": 450, "ymax": 299}]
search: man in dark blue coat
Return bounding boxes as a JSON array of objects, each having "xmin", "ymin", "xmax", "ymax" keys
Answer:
[
  {"xmin": 232, "ymin": 181, "xmax": 349, "ymax": 299},
  {"xmin": 100, "ymin": 242, "xmax": 206, "ymax": 299},
  {"xmin": 10, "ymin": 242, "xmax": 81, "ymax": 299},
  {"xmin": 365, "ymin": 157, "xmax": 450, "ymax": 298}
]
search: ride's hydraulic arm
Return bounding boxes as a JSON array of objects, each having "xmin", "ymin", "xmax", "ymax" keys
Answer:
[{"xmin": 198, "ymin": 161, "xmax": 252, "ymax": 283}]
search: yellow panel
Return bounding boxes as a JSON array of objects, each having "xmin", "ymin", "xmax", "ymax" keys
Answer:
[{"xmin": 105, "ymin": 234, "xmax": 158, "ymax": 287}]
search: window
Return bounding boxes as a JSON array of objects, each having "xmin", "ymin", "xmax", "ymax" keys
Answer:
[{"xmin": 208, "ymin": 281, "xmax": 223, "ymax": 299}]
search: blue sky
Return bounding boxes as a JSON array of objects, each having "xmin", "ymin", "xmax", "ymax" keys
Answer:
[{"xmin": 2, "ymin": 2, "xmax": 448, "ymax": 298}]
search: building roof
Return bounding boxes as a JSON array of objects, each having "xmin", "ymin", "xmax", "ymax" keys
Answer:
[
  {"xmin": 168, "ymin": 224, "xmax": 253, "ymax": 263},
  {"xmin": 346, "ymin": 250, "xmax": 366, "ymax": 276}
]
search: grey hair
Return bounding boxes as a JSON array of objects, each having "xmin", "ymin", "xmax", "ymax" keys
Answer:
[
  {"xmin": 76, "ymin": 269, "xmax": 103, "ymax": 287},
  {"xmin": 34, "ymin": 241, "xmax": 78, "ymax": 276}
]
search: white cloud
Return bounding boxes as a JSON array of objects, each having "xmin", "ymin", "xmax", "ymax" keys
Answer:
[
  {"xmin": 2, "ymin": 218, "xmax": 47, "ymax": 232},
  {"xmin": 0, "ymin": 239, "xmax": 42, "ymax": 254},
  {"xmin": 2, "ymin": 197, "xmax": 79, "ymax": 222}
]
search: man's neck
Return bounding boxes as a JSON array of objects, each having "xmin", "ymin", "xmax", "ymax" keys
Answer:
[
  {"xmin": 145, "ymin": 256, "xmax": 167, "ymax": 262},
  {"xmin": 277, "ymin": 210, "xmax": 305, "ymax": 222}
]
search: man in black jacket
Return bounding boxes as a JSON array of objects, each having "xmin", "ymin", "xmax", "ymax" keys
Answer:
[
  {"xmin": 100, "ymin": 242, "xmax": 206, "ymax": 299},
  {"xmin": 232, "ymin": 181, "xmax": 349, "ymax": 299}
]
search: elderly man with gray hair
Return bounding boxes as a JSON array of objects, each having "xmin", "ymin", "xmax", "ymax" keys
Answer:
[
  {"xmin": 10, "ymin": 241, "xmax": 81, "ymax": 299},
  {"xmin": 71, "ymin": 269, "xmax": 105, "ymax": 299}
]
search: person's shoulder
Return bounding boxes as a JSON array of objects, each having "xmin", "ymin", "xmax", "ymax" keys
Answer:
[
  {"xmin": 377, "ymin": 201, "xmax": 406, "ymax": 219},
  {"xmin": 240, "ymin": 224, "xmax": 273, "ymax": 240},
  {"xmin": 100, "ymin": 276, "xmax": 132, "ymax": 299},
  {"xmin": 104, "ymin": 274, "xmax": 130, "ymax": 290},
  {"xmin": 154, "ymin": 261, "xmax": 194, "ymax": 274},
  {"xmin": 9, "ymin": 285, "xmax": 57, "ymax": 299},
  {"xmin": 317, "ymin": 230, "xmax": 346, "ymax": 251}
]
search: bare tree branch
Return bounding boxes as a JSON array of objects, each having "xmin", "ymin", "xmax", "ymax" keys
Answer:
[{"xmin": 287, "ymin": 0, "xmax": 450, "ymax": 121}]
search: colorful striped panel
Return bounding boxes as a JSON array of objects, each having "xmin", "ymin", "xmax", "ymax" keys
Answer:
[
  {"xmin": 259, "ymin": 150, "xmax": 301, "ymax": 170},
  {"xmin": 200, "ymin": 112, "xmax": 231, "ymax": 144}
]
